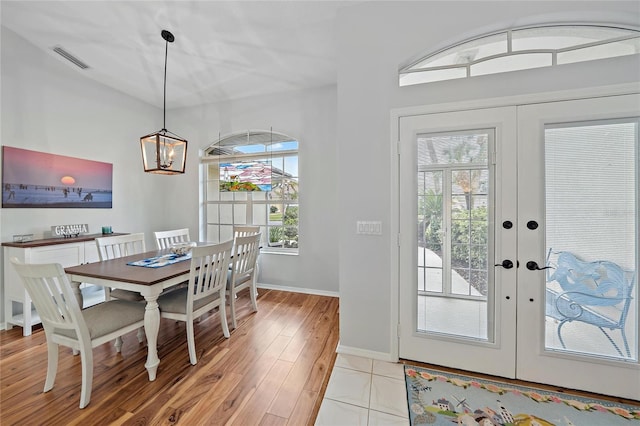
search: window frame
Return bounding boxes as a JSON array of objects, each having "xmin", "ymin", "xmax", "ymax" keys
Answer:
[{"xmin": 201, "ymin": 131, "xmax": 300, "ymax": 255}]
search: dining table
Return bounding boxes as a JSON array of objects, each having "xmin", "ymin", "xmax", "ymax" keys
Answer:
[{"xmin": 64, "ymin": 248, "xmax": 195, "ymax": 381}]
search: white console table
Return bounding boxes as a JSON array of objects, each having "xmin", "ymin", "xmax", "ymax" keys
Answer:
[{"xmin": 2, "ymin": 233, "xmax": 123, "ymax": 336}]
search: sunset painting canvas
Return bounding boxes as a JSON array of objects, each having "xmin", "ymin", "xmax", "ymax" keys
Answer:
[{"xmin": 2, "ymin": 146, "xmax": 113, "ymax": 208}]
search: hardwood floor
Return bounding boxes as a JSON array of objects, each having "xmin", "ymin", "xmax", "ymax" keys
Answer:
[{"xmin": 0, "ymin": 289, "xmax": 339, "ymax": 425}]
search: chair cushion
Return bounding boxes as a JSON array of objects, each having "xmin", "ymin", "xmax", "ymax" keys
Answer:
[
  {"xmin": 55, "ymin": 300, "xmax": 145, "ymax": 340},
  {"xmin": 227, "ymin": 270, "xmax": 251, "ymax": 289},
  {"xmin": 111, "ymin": 288, "xmax": 145, "ymax": 302},
  {"xmin": 158, "ymin": 287, "xmax": 221, "ymax": 315}
]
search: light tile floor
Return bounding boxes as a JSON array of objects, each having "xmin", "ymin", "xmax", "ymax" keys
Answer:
[{"xmin": 315, "ymin": 354, "xmax": 409, "ymax": 426}]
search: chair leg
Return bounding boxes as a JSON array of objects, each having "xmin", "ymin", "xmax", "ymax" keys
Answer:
[
  {"xmin": 621, "ymin": 329, "xmax": 631, "ymax": 358},
  {"xmin": 557, "ymin": 320, "xmax": 569, "ymax": 349},
  {"xmin": 220, "ymin": 303, "xmax": 230, "ymax": 338},
  {"xmin": 78, "ymin": 343, "xmax": 94, "ymax": 409},
  {"xmin": 186, "ymin": 319, "xmax": 197, "ymax": 365},
  {"xmin": 44, "ymin": 341, "xmax": 59, "ymax": 392},
  {"xmin": 136, "ymin": 327, "xmax": 145, "ymax": 343},
  {"xmin": 598, "ymin": 327, "xmax": 624, "ymax": 358},
  {"xmin": 249, "ymin": 276, "xmax": 258, "ymax": 312},
  {"xmin": 229, "ymin": 289, "xmax": 238, "ymax": 329},
  {"xmin": 114, "ymin": 336, "xmax": 123, "ymax": 353}
]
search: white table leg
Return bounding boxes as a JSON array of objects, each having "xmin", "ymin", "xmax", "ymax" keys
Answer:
[{"xmin": 142, "ymin": 292, "xmax": 161, "ymax": 381}]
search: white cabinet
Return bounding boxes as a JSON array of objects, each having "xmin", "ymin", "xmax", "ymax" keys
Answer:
[{"xmin": 3, "ymin": 235, "xmax": 105, "ymax": 336}]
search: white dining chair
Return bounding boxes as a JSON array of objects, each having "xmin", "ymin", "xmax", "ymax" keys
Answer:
[
  {"xmin": 227, "ymin": 233, "xmax": 261, "ymax": 329},
  {"xmin": 154, "ymin": 228, "xmax": 191, "ymax": 250},
  {"xmin": 95, "ymin": 233, "xmax": 147, "ymax": 347},
  {"xmin": 157, "ymin": 240, "xmax": 234, "ymax": 365},
  {"xmin": 10, "ymin": 258, "xmax": 146, "ymax": 409},
  {"xmin": 232, "ymin": 226, "xmax": 261, "ymax": 294}
]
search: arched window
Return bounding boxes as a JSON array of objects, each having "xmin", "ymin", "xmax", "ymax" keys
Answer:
[
  {"xmin": 399, "ymin": 24, "xmax": 640, "ymax": 86},
  {"xmin": 202, "ymin": 130, "xmax": 299, "ymax": 253}
]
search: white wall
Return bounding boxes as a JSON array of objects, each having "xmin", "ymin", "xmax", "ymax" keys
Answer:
[
  {"xmin": 335, "ymin": 1, "xmax": 640, "ymax": 358},
  {"xmin": 170, "ymin": 85, "xmax": 340, "ymax": 295},
  {"xmin": 0, "ymin": 26, "xmax": 188, "ymax": 323}
]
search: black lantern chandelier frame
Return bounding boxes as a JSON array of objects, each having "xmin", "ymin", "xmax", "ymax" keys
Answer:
[{"xmin": 140, "ymin": 30, "xmax": 188, "ymax": 175}]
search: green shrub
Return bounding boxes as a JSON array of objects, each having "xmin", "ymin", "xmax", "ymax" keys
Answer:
[
  {"xmin": 283, "ymin": 206, "xmax": 299, "ymax": 242},
  {"xmin": 269, "ymin": 226, "xmax": 284, "ymax": 244},
  {"xmin": 423, "ymin": 205, "xmax": 488, "ymax": 295}
]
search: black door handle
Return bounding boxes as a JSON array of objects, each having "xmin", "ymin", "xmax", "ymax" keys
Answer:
[
  {"xmin": 495, "ymin": 260, "xmax": 514, "ymax": 269},
  {"xmin": 526, "ymin": 261, "xmax": 551, "ymax": 271}
]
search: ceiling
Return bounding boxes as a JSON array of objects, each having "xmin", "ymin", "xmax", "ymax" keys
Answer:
[{"xmin": 1, "ymin": 1, "xmax": 355, "ymax": 109}]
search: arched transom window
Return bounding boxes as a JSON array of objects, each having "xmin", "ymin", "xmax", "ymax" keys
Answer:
[{"xmin": 399, "ymin": 24, "xmax": 640, "ymax": 86}]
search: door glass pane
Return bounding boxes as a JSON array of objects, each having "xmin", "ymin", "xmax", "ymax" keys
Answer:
[
  {"xmin": 544, "ymin": 119, "xmax": 638, "ymax": 361},
  {"xmin": 451, "ymin": 170, "xmax": 489, "ymax": 297},
  {"xmin": 558, "ymin": 37, "xmax": 640, "ymax": 65},
  {"xmin": 233, "ymin": 204, "xmax": 246, "ymax": 224},
  {"xmin": 419, "ymin": 133, "xmax": 488, "ymax": 165},
  {"xmin": 416, "ymin": 131, "xmax": 493, "ymax": 341},
  {"xmin": 470, "ymin": 53, "xmax": 552, "ymax": 76}
]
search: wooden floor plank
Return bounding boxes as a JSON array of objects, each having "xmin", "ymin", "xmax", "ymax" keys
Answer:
[
  {"xmin": 227, "ymin": 359, "xmax": 294, "ymax": 426},
  {"xmin": 259, "ymin": 413, "xmax": 288, "ymax": 426}
]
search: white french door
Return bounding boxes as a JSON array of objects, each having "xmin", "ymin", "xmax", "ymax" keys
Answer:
[
  {"xmin": 398, "ymin": 94, "xmax": 640, "ymax": 399},
  {"xmin": 516, "ymin": 95, "xmax": 639, "ymax": 398},
  {"xmin": 398, "ymin": 106, "xmax": 518, "ymax": 378}
]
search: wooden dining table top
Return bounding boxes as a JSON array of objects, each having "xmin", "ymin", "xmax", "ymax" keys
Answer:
[{"xmin": 64, "ymin": 249, "xmax": 192, "ymax": 286}]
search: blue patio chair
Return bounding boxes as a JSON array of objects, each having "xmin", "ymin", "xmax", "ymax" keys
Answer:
[{"xmin": 545, "ymin": 250, "xmax": 636, "ymax": 358}]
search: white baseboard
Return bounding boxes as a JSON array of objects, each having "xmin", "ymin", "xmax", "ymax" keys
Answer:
[
  {"xmin": 257, "ymin": 282, "xmax": 339, "ymax": 298},
  {"xmin": 336, "ymin": 343, "xmax": 396, "ymax": 363}
]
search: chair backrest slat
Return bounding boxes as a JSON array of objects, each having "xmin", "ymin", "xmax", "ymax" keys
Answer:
[
  {"xmin": 233, "ymin": 225, "xmax": 260, "ymax": 239},
  {"xmin": 154, "ymin": 228, "xmax": 191, "ymax": 250},
  {"xmin": 96, "ymin": 233, "xmax": 146, "ymax": 261}
]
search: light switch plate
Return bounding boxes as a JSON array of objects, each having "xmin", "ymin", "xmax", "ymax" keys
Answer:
[{"xmin": 356, "ymin": 220, "xmax": 382, "ymax": 235}]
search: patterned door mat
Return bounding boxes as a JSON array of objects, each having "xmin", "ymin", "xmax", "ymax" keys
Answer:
[{"xmin": 405, "ymin": 365, "xmax": 639, "ymax": 425}]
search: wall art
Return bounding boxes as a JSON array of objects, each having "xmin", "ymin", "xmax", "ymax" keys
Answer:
[{"xmin": 2, "ymin": 146, "xmax": 113, "ymax": 208}]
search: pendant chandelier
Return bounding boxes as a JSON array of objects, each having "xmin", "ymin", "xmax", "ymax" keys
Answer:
[{"xmin": 140, "ymin": 30, "xmax": 187, "ymax": 174}]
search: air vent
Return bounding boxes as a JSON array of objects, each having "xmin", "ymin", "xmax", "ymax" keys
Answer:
[{"xmin": 52, "ymin": 46, "xmax": 89, "ymax": 69}]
